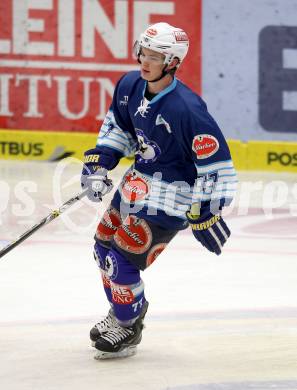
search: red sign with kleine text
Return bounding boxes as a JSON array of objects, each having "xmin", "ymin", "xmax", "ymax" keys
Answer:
[{"xmin": 0, "ymin": 0, "xmax": 201, "ymax": 133}]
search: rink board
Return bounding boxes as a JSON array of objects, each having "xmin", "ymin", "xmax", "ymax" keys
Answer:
[{"xmin": 0, "ymin": 129, "xmax": 296, "ymax": 172}]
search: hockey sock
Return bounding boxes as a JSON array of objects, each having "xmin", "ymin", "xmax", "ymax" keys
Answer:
[
  {"xmin": 105, "ymin": 248, "xmax": 147, "ymax": 326},
  {"xmin": 94, "ymin": 241, "xmax": 113, "ymax": 304}
]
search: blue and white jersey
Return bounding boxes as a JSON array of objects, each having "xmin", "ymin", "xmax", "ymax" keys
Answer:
[{"xmin": 96, "ymin": 71, "xmax": 237, "ymax": 230}]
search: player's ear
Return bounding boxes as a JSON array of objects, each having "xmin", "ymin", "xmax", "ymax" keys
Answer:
[{"xmin": 168, "ymin": 58, "xmax": 179, "ymax": 70}]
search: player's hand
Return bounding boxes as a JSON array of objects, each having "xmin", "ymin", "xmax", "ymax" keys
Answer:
[
  {"xmin": 186, "ymin": 208, "xmax": 230, "ymax": 255},
  {"xmin": 81, "ymin": 148, "xmax": 113, "ymax": 202}
]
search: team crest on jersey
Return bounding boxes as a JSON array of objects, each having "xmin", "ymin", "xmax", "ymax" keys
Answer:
[
  {"xmin": 122, "ymin": 171, "xmax": 150, "ymax": 202},
  {"xmin": 192, "ymin": 134, "xmax": 219, "ymax": 159},
  {"xmin": 114, "ymin": 215, "xmax": 152, "ymax": 254},
  {"xmin": 135, "ymin": 129, "xmax": 161, "ymax": 163}
]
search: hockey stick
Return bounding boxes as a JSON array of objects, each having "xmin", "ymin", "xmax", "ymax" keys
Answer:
[{"xmin": 0, "ymin": 189, "xmax": 88, "ymax": 259}]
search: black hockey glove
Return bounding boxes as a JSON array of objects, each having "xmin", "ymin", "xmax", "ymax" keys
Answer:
[
  {"xmin": 81, "ymin": 148, "xmax": 113, "ymax": 202},
  {"xmin": 186, "ymin": 206, "xmax": 230, "ymax": 255}
]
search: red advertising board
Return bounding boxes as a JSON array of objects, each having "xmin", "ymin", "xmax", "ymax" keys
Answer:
[{"xmin": 0, "ymin": 0, "xmax": 201, "ymax": 133}]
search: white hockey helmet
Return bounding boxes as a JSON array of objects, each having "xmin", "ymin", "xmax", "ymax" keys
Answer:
[{"xmin": 135, "ymin": 22, "xmax": 189, "ymax": 67}]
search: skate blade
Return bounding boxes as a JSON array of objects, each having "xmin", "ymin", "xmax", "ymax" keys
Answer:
[{"xmin": 94, "ymin": 346, "xmax": 137, "ymax": 360}]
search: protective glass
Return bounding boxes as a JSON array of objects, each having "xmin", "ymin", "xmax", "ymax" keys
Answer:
[
  {"xmin": 133, "ymin": 41, "xmax": 165, "ymax": 64},
  {"xmin": 139, "ymin": 52, "xmax": 165, "ymax": 64}
]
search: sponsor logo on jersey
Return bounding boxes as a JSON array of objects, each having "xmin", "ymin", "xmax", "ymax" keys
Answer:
[
  {"xmin": 174, "ymin": 30, "xmax": 189, "ymax": 42},
  {"xmin": 192, "ymin": 134, "xmax": 219, "ymax": 159},
  {"xmin": 146, "ymin": 243, "xmax": 167, "ymax": 267},
  {"xmin": 96, "ymin": 207, "xmax": 122, "ymax": 241},
  {"xmin": 105, "ymin": 252, "xmax": 118, "ymax": 281},
  {"xmin": 111, "ymin": 283, "xmax": 134, "ymax": 304},
  {"xmin": 122, "ymin": 172, "xmax": 150, "ymax": 202},
  {"xmin": 114, "ymin": 215, "xmax": 152, "ymax": 254},
  {"xmin": 155, "ymin": 114, "xmax": 171, "ymax": 133}
]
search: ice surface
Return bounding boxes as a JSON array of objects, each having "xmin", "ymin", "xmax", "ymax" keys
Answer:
[{"xmin": 0, "ymin": 160, "xmax": 296, "ymax": 390}]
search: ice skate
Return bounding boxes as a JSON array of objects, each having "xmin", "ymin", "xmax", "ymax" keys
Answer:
[
  {"xmin": 94, "ymin": 301, "xmax": 148, "ymax": 360},
  {"xmin": 94, "ymin": 318, "xmax": 143, "ymax": 360},
  {"xmin": 90, "ymin": 308, "xmax": 118, "ymax": 346}
]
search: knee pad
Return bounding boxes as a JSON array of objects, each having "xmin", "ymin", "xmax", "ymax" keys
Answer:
[{"xmin": 105, "ymin": 248, "xmax": 140, "ymax": 285}]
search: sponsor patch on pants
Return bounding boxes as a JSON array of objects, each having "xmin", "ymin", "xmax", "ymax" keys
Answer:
[
  {"xmin": 114, "ymin": 215, "xmax": 152, "ymax": 254},
  {"xmin": 96, "ymin": 206, "xmax": 122, "ymax": 241},
  {"xmin": 111, "ymin": 283, "xmax": 134, "ymax": 304}
]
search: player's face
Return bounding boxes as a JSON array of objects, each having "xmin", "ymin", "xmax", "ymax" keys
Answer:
[{"xmin": 139, "ymin": 47, "xmax": 166, "ymax": 81}]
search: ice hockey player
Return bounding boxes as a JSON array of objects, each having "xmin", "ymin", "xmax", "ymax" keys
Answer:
[{"xmin": 81, "ymin": 22, "xmax": 237, "ymax": 359}]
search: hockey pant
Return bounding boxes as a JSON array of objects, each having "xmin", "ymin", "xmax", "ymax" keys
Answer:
[{"xmin": 93, "ymin": 205, "xmax": 178, "ymax": 326}]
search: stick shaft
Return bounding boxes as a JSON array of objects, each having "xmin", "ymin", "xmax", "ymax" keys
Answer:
[{"xmin": 0, "ymin": 190, "xmax": 87, "ymax": 259}]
